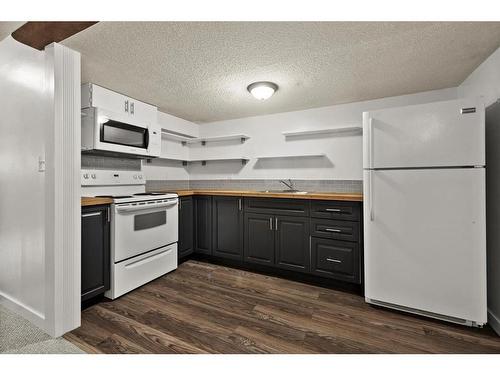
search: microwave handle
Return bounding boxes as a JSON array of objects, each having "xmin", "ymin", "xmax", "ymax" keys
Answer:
[{"xmin": 145, "ymin": 128, "xmax": 150, "ymax": 148}]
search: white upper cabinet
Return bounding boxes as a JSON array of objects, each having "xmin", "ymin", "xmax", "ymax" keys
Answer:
[{"xmin": 81, "ymin": 83, "xmax": 157, "ymax": 124}]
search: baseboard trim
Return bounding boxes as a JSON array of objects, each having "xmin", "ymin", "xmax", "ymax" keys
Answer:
[
  {"xmin": 0, "ymin": 293, "xmax": 45, "ymax": 330},
  {"xmin": 488, "ymin": 309, "xmax": 500, "ymax": 335}
]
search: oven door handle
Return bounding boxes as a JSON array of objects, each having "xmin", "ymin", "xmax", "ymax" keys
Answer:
[{"xmin": 116, "ymin": 200, "xmax": 177, "ymax": 213}]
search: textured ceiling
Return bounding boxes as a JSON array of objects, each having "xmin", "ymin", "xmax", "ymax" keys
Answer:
[
  {"xmin": 62, "ymin": 22, "xmax": 500, "ymax": 123},
  {"xmin": 0, "ymin": 22, "xmax": 25, "ymax": 42}
]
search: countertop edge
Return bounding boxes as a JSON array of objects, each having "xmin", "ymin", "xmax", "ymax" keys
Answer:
[
  {"xmin": 81, "ymin": 197, "xmax": 114, "ymax": 207},
  {"xmin": 152, "ymin": 189, "xmax": 363, "ymax": 201}
]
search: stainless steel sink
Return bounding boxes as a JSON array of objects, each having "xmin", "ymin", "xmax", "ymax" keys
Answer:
[{"xmin": 259, "ymin": 190, "xmax": 309, "ymax": 195}]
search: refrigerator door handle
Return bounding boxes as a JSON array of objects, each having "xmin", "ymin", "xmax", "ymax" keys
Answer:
[
  {"xmin": 369, "ymin": 170, "xmax": 374, "ymax": 221},
  {"xmin": 368, "ymin": 117, "xmax": 374, "ymax": 168}
]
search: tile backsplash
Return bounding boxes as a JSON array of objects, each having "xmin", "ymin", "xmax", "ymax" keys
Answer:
[
  {"xmin": 146, "ymin": 179, "xmax": 362, "ymax": 193},
  {"xmin": 81, "ymin": 155, "xmax": 362, "ymax": 193},
  {"xmin": 81, "ymin": 154, "xmax": 141, "ymax": 171}
]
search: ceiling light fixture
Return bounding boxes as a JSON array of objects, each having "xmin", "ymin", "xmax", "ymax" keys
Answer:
[{"xmin": 247, "ymin": 81, "xmax": 278, "ymax": 101}]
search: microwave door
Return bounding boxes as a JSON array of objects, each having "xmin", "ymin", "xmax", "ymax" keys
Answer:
[{"xmin": 99, "ymin": 119, "xmax": 149, "ymax": 152}]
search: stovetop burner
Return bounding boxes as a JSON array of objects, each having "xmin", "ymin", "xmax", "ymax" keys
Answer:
[
  {"xmin": 133, "ymin": 192, "xmax": 165, "ymax": 196},
  {"xmin": 96, "ymin": 195, "xmax": 134, "ymax": 199}
]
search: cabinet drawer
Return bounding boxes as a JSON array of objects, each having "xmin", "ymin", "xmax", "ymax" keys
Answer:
[
  {"xmin": 310, "ymin": 200, "xmax": 360, "ymax": 221},
  {"xmin": 310, "ymin": 218, "xmax": 359, "ymax": 242},
  {"xmin": 311, "ymin": 238, "xmax": 360, "ymax": 283},
  {"xmin": 244, "ymin": 198, "xmax": 309, "ymax": 217}
]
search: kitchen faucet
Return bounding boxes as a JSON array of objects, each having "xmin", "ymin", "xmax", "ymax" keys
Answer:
[{"xmin": 280, "ymin": 179, "xmax": 296, "ymax": 191}]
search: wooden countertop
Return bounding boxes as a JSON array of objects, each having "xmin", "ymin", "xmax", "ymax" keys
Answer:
[
  {"xmin": 152, "ymin": 189, "xmax": 363, "ymax": 202},
  {"xmin": 81, "ymin": 197, "xmax": 113, "ymax": 207}
]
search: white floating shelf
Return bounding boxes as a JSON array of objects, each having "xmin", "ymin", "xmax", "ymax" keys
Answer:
[
  {"xmin": 162, "ymin": 132, "xmax": 250, "ymax": 146},
  {"xmin": 155, "ymin": 156, "xmax": 249, "ymax": 166},
  {"xmin": 157, "ymin": 156, "xmax": 188, "ymax": 162},
  {"xmin": 161, "ymin": 130, "xmax": 197, "ymax": 142},
  {"xmin": 256, "ymin": 153, "xmax": 326, "ymax": 159},
  {"xmin": 282, "ymin": 126, "xmax": 362, "ymax": 138},
  {"xmin": 186, "ymin": 134, "xmax": 250, "ymax": 146},
  {"xmin": 150, "ymin": 156, "xmax": 189, "ymax": 165},
  {"xmin": 189, "ymin": 157, "xmax": 250, "ymax": 166}
]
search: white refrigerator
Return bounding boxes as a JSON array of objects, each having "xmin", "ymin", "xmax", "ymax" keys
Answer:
[{"xmin": 363, "ymin": 98, "xmax": 487, "ymax": 327}]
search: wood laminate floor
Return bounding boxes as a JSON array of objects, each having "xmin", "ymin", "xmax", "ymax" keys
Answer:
[{"xmin": 65, "ymin": 260, "xmax": 500, "ymax": 354}]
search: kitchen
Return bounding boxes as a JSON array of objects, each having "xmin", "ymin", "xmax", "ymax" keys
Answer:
[{"xmin": 2, "ymin": 6, "xmax": 500, "ymax": 369}]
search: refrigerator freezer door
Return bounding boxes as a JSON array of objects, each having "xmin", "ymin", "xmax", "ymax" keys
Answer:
[
  {"xmin": 363, "ymin": 98, "xmax": 485, "ymax": 169},
  {"xmin": 363, "ymin": 168, "xmax": 486, "ymax": 324}
]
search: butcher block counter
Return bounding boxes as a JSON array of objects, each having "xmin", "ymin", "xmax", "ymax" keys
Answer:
[
  {"xmin": 81, "ymin": 197, "xmax": 113, "ymax": 207},
  {"xmin": 152, "ymin": 189, "xmax": 363, "ymax": 202}
]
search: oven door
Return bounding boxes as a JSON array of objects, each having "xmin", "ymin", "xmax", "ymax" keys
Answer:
[
  {"xmin": 94, "ymin": 108, "xmax": 151, "ymax": 157},
  {"xmin": 112, "ymin": 198, "xmax": 178, "ymax": 263}
]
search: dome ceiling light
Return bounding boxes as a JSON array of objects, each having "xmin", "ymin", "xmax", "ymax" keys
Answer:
[{"xmin": 247, "ymin": 81, "xmax": 278, "ymax": 101}]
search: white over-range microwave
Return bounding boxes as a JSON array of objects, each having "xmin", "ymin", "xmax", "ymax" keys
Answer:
[
  {"xmin": 80, "ymin": 83, "xmax": 161, "ymax": 158},
  {"xmin": 81, "ymin": 107, "xmax": 161, "ymax": 158}
]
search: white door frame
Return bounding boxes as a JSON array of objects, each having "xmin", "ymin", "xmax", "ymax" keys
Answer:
[{"xmin": 43, "ymin": 42, "xmax": 81, "ymax": 337}]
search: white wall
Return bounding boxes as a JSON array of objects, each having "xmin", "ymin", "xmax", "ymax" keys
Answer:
[
  {"xmin": 458, "ymin": 46, "xmax": 500, "ymax": 106},
  {"xmin": 188, "ymin": 88, "xmax": 457, "ymax": 180},
  {"xmin": 0, "ymin": 36, "xmax": 47, "ymax": 326},
  {"xmin": 0, "ymin": 37, "xmax": 81, "ymax": 337},
  {"xmin": 141, "ymin": 111, "xmax": 199, "ymax": 181}
]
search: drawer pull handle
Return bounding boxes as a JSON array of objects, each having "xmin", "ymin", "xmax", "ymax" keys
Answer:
[
  {"xmin": 325, "ymin": 208, "xmax": 342, "ymax": 213},
  {"xmin": 324, "ymin": 228, "xmax": 342, "ymax": 233},
  {"xmin": 326, "ymin": 258, "xmax": 342, "ymax": 263},
  {"xmin": 82, "ymin": 212, "xmax": 101, "ymax": 218}
]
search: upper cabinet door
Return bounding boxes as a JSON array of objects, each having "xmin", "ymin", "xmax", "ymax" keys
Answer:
[
  {"xmin": 82, "ymin": 83, "xmax": 157, "ymax": 123},
  {"xmin": 128, "ymin": 99, "xmax": 157, "ymax": 123},
  {"xmin": 363, "ymin": 98, "xmax": 485, "ymax": 169},
  {"xmin": 86, "ymin": 83, "xmax": 130, "ymax": 114}
]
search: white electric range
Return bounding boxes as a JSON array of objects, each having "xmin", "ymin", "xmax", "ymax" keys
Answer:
[{"xmin": 82, "ymin": 169, "xmax": 178, "ymax": 299}]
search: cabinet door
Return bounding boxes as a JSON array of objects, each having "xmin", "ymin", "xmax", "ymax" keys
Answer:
[
  {"xmin": 311, "ymin": 237, "xmax": 360, "ymax": 283},
  {"xmin": 90, "ymin": 84, "xmax": 130, "ymax": 115},
  {"xmin": 81, "ymin": 206, "xmax": 110, "ymax": 301},
  {"xmin": 212, "ymin": 196, "xmax": 243, "ymax": 260},
  {"xmin": 129, "ymin": 100, "xmax": 157, "ymax": 123},
  {"xmin": 194, "ymin": 196, "xmax": 212, "ymax": 255},
  {"xmin": 275, "ymin": 215, "xmax": 310, "ymax": 273},
  {"xmin": 244, "ymin": 213, "xmax": 275, "ymax": 265},
  {"xmin": 89, "ymin": 84, "xmax": 157, "ymax": 122},
  {"xmin": 178, "ymin": 197, "xmax": 194, "ymax": 259}
]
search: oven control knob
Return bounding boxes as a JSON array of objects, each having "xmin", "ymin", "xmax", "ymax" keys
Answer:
[
  {"xmin": 91, "ymin": 174, "xmax": 96, "ymax": 179},
  {"xmin": 133, "ymin": 175, "xmax": 138, "ymax": 179},
  {"xmin": 138, "ymin": 175, "xmax": 143, "ymax": 180},
  {"xmin": 83, "ymin": 173, "xmax": 89, "ymax": 179}
]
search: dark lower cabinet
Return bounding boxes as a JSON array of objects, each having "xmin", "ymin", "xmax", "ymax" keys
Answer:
[
  {"xmin": 188, "ymin": 196, "xmax": 363, "ymax": 288},
  {"xmin": 244, "ymin": 212, "xmax": 275, "ymax": 265},
  {"xmin": 178, "ymin": 196, "xmax": 194, "ymax": 259},
  {"xmin": 212, "ymin": 196, "xmax": 244, "ymax": 260},
  {"xmin": 310, "ymin": 237, "xmax": 360, "ymax": 283},
  {"xmin": 194, "ymin": 196, "xmax": 212, "ymax": 255},
  {"xmin": 81, "ymin": 205, "xmax": 110, "ymax": 302},
  {"xmin": 275, "ymin": 215, "xmax": 310, "ymax": 273}
]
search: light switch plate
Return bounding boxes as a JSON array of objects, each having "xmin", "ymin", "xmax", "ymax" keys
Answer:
[{"xmin": 38, "ymin": 156, "xmax": 46, "ymax": 172}]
